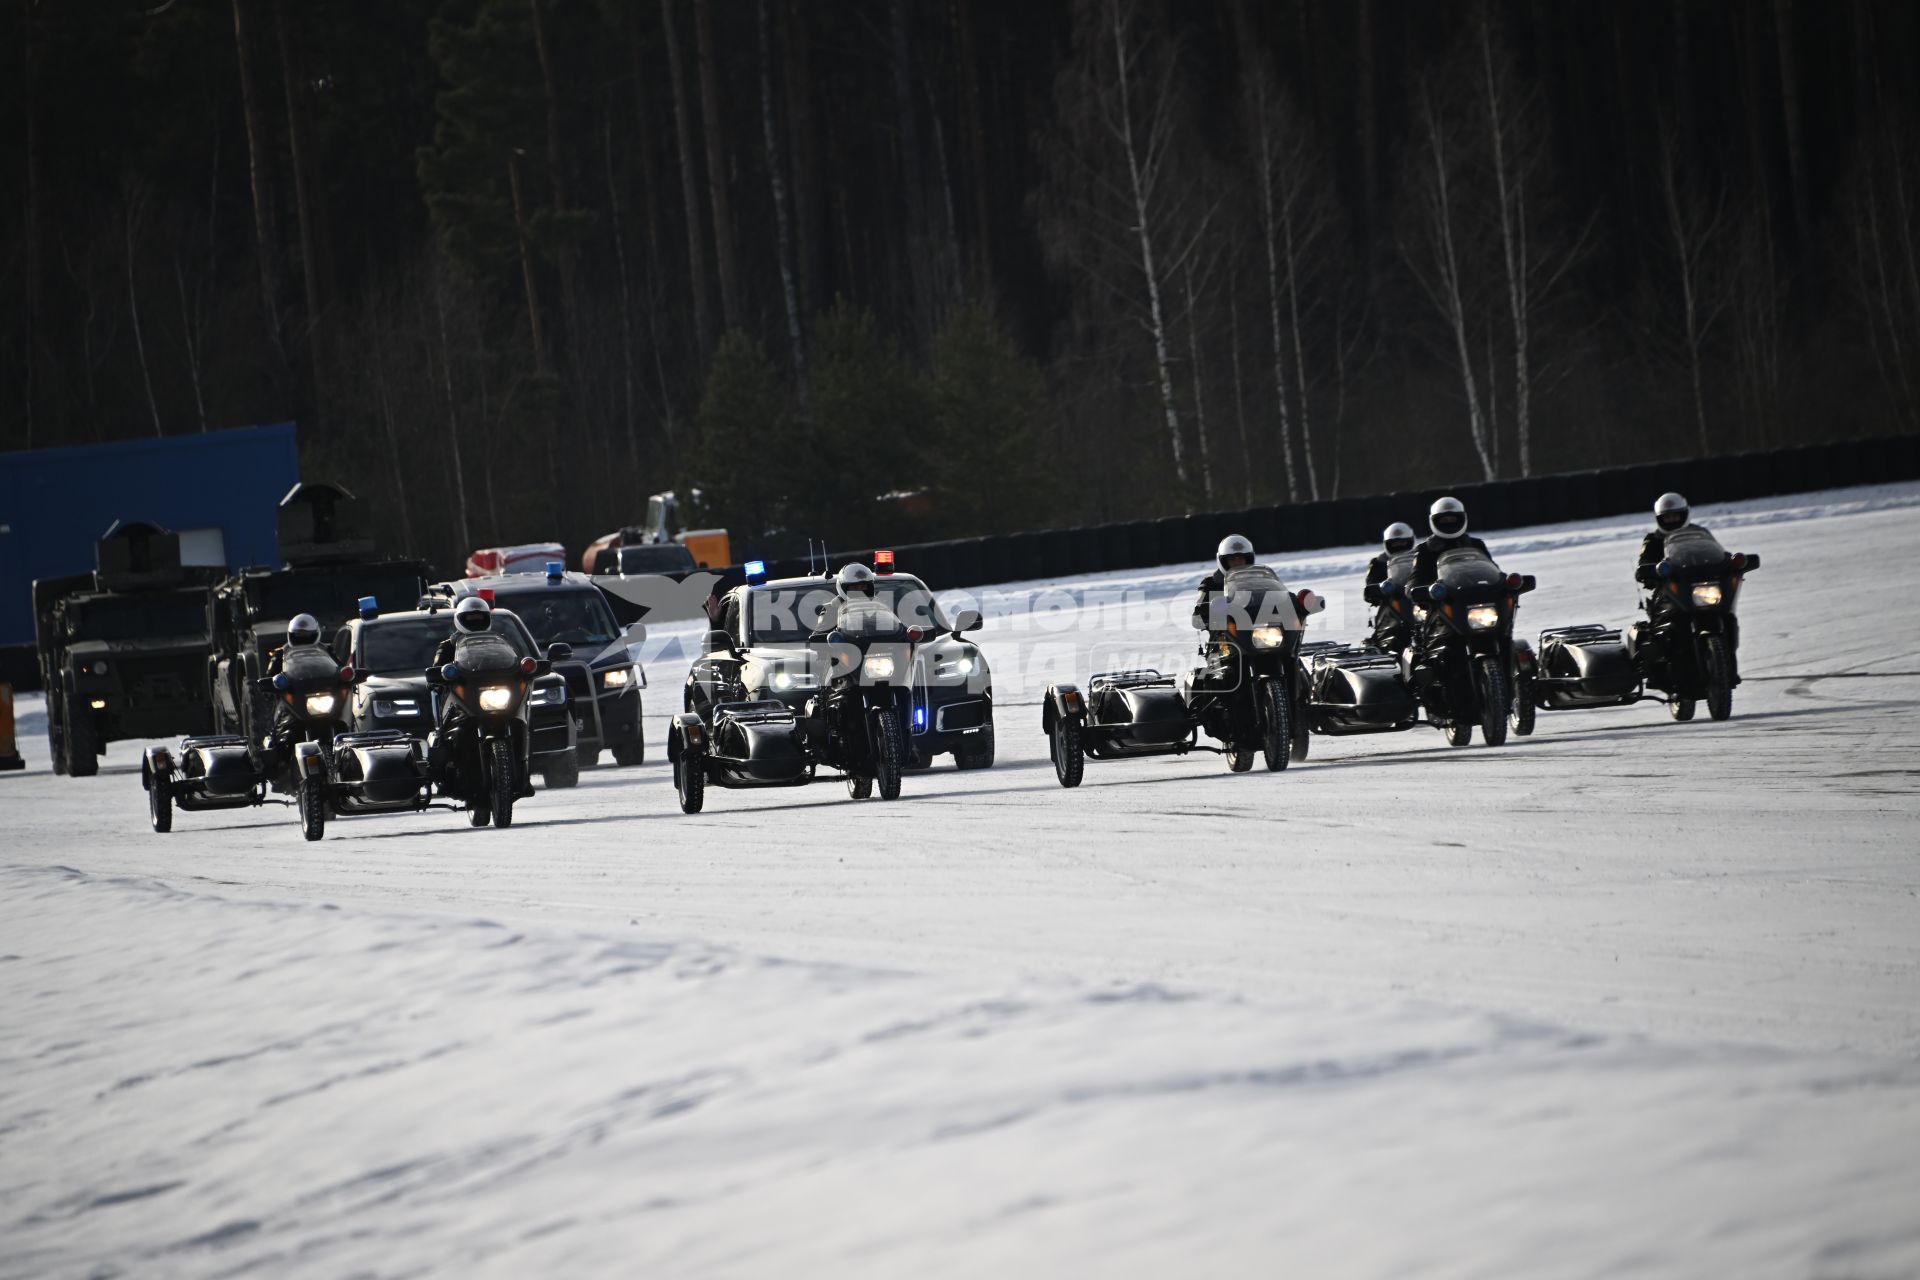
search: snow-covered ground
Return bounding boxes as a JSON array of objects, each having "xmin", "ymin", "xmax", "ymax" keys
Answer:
[{"xmin": 5, "ymin": 485, "xmax": 1918, "ymax": 1279}]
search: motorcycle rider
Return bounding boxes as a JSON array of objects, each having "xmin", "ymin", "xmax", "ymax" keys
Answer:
[
  {"xmin": 813, "ymin": 563, "xmax": 897, "ymax": 637},
  {"xmin": 264, "ymin": 612, "xmax": 325, "ymax": 678},
  {"xmin": 1633, "ymin": 492, "xmax": 1740, "ymax": 679},
  {"xmin": 1190, "ymin": 534, "xmax": 1259, "ymax": 631},
  {"xmin": 1363, "ymin": 523, "xmax": 1419, "ymax": 651},
  {"xmin": 1408, "ymin": 497, "xmax": 1493, "ymax": 588},
  {"xmin": 428, "ymin": 595, "xmax": 532, "ymax": 795}
]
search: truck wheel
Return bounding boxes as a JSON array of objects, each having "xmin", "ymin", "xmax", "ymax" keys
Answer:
[
  {"xmin": 953, "ymin": 726, "xmax": 995, "ymax": 770},
  {"xmin": 611, "ymin": 742, "xmax": 644, "ymax": 766},
  {"xmin": 1260, "ymin": 680, "xmax": 1293, "ymax": 773},
  {"xmin": 298, "ymin": 774, "xmax": 326, "ymax": 841},
  {"xmin": 873, "ymin": 711, "xmax": 904, "ymax": 801},
  {"xmin": 675, "ymin": 743, "xmax": 706, "ymax": 813},
  {"xmin": 1703, "ymin": 636, "xmax": 1733, "ymax": 722},
  {"xmin": 1668, "ymin": 697, "xmax": 1696, "ymax": 722},
  {"xmin": 148, "ymin": 770, "xmax": 174, "ymax": 833},
  {"xmin": 48, "ymin": 708, "xmax": 67, "ymax": 777},
  {"xmin": 489, "ymin": 738, "xmax": 517, "ymax": 828},
  {"xmin": 64, "ymin": 695, "xmax": 98, "ymax": 777},
  {"xmin": 1476, "ymin": 656, "xmax": 1510, "ymax": 747},
  {"xmin": 541, "ymin": 750, "xmax": 580, "ymax": 789},
  {"xmin": 1050, "ymin": 718, "xmax": 1084, "ymax": 788}
]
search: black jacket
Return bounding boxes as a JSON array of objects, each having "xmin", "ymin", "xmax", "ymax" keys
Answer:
[
  {"xmin": 1190, "ymin": 569, "xmax": 1227, "ymax": 630},
  {"xmin": 1409, "ymin": 534, "xmax": 1492, "ymax": 588},
  {"xmin": 1638, "ymin": 523, "xmax": 1713, "ymax": 572}
]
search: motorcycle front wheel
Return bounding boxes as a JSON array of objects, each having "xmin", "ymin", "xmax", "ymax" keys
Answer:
[
  {"xmin": 488, "ymin": 737, "xmax": 517, "ymax": 828},
  {"xmin": 1260, "ymin": 680, "xmax": 1293, "ymax": 773},
  {"xmin": 873, "ymin": 710, "xmax": 904, "ymax": 801},
  {"xmin": 1475, "ymin": 656, "xmax": 1510, "ymax": 747},
  {"xmin": 298, "ymin": 774, "xmax": 326, "ymax": 841},
  {"xmin": 1703, "ymin": 636, "xmax": 1734, "ymax": 722}
]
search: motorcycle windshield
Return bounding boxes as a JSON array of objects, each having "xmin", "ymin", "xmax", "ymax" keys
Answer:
[
  {"xmin": 1662, "ymin": 527, "xmax": 1729, "ymax": 579},
  {"xmin": 1216, "ymin": 566, "xmax": 1302, "ymax": 632},
  {"xmin": 280, "ymin": 646, "xmax": 340, "ymax": 691},
  {"xmin": 452, "ymin": 632, "xmax": 523, "ymax": 676},
  {"xmin": 1436, "ymin": 550, "xmax": 1505, "ymax": 601},
  {"xmin": 1386, "ymin": 550, "xmax": 1418, "ymax": 584}
]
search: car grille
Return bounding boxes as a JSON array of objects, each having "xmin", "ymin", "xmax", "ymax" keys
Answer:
[
  {"xmin": 559, "ymin": 662, "xmax": 593, "ymax": 702},
  {"xmin": 936, "ymin": 699, "xmax": 988, "ymax": 733}
]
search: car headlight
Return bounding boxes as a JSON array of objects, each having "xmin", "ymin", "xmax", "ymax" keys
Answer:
[
  {"xmin": 600, "ymin": 666, "xmax": 632, "ymax": 689},
  {"xmin": 478, "ymin": 685, "xmax": 516, "ymax": 712},
  {"xmin": 374, "ymin": 696, "xmax": 422, "ymax": 718},
  {"xmin": 529, "ymin": 683, "xmax": 566, "ymax": 706},
  {"xmin": 1690, "ymin": 583, "xmax": 1724, "ymax": 607},
  {"xmin": 770, "ymin": 667, "xmax": 816, "ymax": 691},
  {"xmin": 862, "ymin": 653, "xmax": 897, "ymax": 681},
  {"xmin": 1250, "ymin": 626, "xmax": 1287, "ymax": 649},
  {"xmin": 304, "ymin": 692, "xmax": 338, "ymax": 717},
  {"xmin": 1466, "ymin": 604, "xmax": 1501, "ymax": 631}
]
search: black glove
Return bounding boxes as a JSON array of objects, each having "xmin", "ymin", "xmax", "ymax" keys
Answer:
[
  {"xmin": 1363, "ymin": 584, "xmax": 1382, "ymax": 606},
  {"xmin": 1635, "ymin": 565, "xmax": 1659, "ymax": 588}
]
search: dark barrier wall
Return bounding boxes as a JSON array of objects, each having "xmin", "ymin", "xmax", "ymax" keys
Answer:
[{"xmin": 809, "ymin": 432, "xmax": 1920, "ymax": 591}]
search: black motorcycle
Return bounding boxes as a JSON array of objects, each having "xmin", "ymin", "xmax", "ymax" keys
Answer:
[
  {"xmin": 669, "ymin": 620, "xmax": 916, "ymax": 813},
  {"xmin": 1044, "ymin": 567, "xmax": 1317, "ymax": 784},
  {"xmin": 1632, "ymin": 530, "xmax": 1759, "ymax": 722},
  {"xmin": 425, "ymin": 636, "xmax": 566, "ymax": 828},
  {"xmin": 1404, "ymin": 550, "xmax": 1536, "ymax": 747},
  {"xmin": 143, "ymin": 645, "xmax": 355, "ymax": 835}
]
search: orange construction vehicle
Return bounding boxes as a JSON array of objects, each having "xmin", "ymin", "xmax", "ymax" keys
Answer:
[{"xmin": 581, "ymin": 490, "xmax": 731, "ymax": 573}]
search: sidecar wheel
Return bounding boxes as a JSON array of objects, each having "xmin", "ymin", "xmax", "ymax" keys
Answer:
[{"xmin": 1050, "ymin": 718, "xmax": 1085, "ymax": 788}]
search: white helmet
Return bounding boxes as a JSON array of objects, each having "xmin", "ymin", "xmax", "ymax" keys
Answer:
[
  {"xmin": 1654, "ymin": 492, "xmax": 1689, "ymax": 532},
  {"xmin": 1429, "ymin": 496, "xmax": 1468, "ymax": 538},
  {"xmin": 453, "ymin": 595, "xmax": 493, "ymax": 633},
  {"xmin": 835, "ymin": 562, "xmax": 876, "ymax": 598},
  {"xmin": 1216, "ymin": 534, "xmax": 1255, "ymax": 572},
  {"xmin": 286, "ymin": 613, "xmax": 321, "ymax": 647},
  {"xmin": 1383, "ymin": 522, "xmax": 1416, "ymax": 553}
]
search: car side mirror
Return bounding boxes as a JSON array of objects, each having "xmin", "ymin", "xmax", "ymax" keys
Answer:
[
  {"xmin": 704, "ymin": 629, "xmax": 739, "ymax": 657},
  {"xmin": 951, "ymin": 609, "xmax": 982, "ymax": 635},
  {"xmin": 547, "ymin": 642, "xmax": 573, "ymax": 662},
  {"xmin": 535, "ymin": 659, "xmax": 553, "ymax": 677},
  {"xmin": 1409, "ymin": 585, "xmax": 1433, "ymax": 606},
  {"xmin": 621, "ymin": 621, "xmax": 648, "ymax": 644}
]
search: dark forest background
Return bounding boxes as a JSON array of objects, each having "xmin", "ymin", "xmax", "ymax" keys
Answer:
[{"xmin": 6, "ymin": 0, "xmax": 1918, "ymax": 571}]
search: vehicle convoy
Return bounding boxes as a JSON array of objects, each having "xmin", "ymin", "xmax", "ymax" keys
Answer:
[
  {"xmin": 583, "ymin": 489, "xmax": 731, "ymax": 573},
  {"xmin": 331, "ymin": 595, "xmax": 577, "ymax": 786},
  {"xmin": 140, "ymin": 615, "xmax": 427, "ymax": 840},
  {"xmin": 208, "ymin": 484, "xmax": 430, "ymax": 751},
  {"xmin": 421, "ymin": 596, "xmax": 560, "ymax": 829},
  {"xmin": 1043, "ymin": 536, "xmax": 1323, "ymax": 786},
  {"xmin": 669, "ymin": 561, "xmax": 956, "ymax": 812},
  {"xmin": 34, "ymin": 521, "xmax": 223, "ymax": 777},
  {"xmin": 1628, "ymin": 498, "xmax": 1759, "ymax": 723},
  {"xmin": 432, "ymin": 565, "xmax": 645, "ymax": 769}
]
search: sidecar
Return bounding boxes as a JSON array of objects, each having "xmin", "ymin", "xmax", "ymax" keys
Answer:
[
  {"xmin": 1519, "ymin": 625, "xmax": 1643, "ymax": 711},
  {"xmin": 142, "ymin": 735, "xmax": 263, "ymax": 832},
  {"xmin": 1297, "ymin": 642, "xmax": 1417, "ymax": 735}
]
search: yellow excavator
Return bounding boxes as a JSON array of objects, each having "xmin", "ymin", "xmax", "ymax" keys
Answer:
[{"xmin": 581, "ymin": 490, "xmax": 732, "ymax": 574}]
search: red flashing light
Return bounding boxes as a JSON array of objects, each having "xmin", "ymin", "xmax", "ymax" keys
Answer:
[
  {"xmin": 478, "ymin": 588, "xmax": 496, "ymax": 605},
  {"xmin": 874, "ymin": 549, "xmax": 896, "ymax": 574},
  {"xmin": 520, "ymin": 656, "xmax": 538, "ymax": 675}
]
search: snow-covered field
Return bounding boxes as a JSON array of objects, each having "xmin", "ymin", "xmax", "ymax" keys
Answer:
[{"xmin": 5, "ymin": 485, "xmax": 1918, "ymax": 1279}]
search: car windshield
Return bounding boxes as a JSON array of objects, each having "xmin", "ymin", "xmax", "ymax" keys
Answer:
[
  {"xmin": 873, "ymin": 577, "xmax": 953, "ymax": 631},
  {"xmin": 743, "ymin": 586, "xmax": 835, "ymax": 645},
  {"xmin": 614, "ymin": 544, "xmax": 696, "ymax": 574},
  {"xmin": 68, "ymin": 593, "xmax": 207, "ymax": 641},
  {"xmin": 359, "ymin": 614, "xmax": 534, "ymax": 675},
  {"xmin": 493, "ymin": 587, "xmax": 619, "ymax": 646},
  {"xmin": 251, "ymin": 565, "xmax": 423, "ymax": 624}
]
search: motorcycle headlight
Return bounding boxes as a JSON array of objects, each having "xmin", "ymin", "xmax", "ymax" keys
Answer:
[
  {"xmin": 862, "ymin": 653, "xmax": 897, "ymax": 681},
  {"xmin": 1466, "ymin": 605, "xmax": 1501, "ymax": 631},
  {"xmin": 1250, "ymin": 626, "xmax": 1287, "ymax": 649},
  {"xmin": 1690, "ymin": 583, "xmax": 1724, "ymax": 608},
  {"xmin": 478, "ymin": 685, "xmax": 516, "ymax": 712},
  {"xmin": 529, "ymin": 683, "xmax": 565, "ymax": 706},
  {"xmin": 600, "ymin": 666, "xmax": 632, "ymax": 689},
  {"xmin": 304, "ymin": 692, "xmax": 338, "ymax": 717}
]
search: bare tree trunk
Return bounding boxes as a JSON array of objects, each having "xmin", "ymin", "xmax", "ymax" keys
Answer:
[
  {"xmin": 1229, "ymin": 272, "xmax": 1253, "ymax": 505},
  {"xmin": 1281, "ymin": 182, "xmax": 1318, "ymax": 500},
  {"xmin": 125, "ymin": 197, "xmax": 163, "ymax": 438},
  {"xmin": 529, "ymin": 0, "xmax": 583, "ymax": 374},
  {"xmin": 23, "ymin": 0, "xmax": 43, "ymax": 446},
  {"xmin": 430, "ymin": 262, "xmax": 473, "ymax": 553},
  {"xmin": 1183, "ymin": 260, "xmax": 1213, "ymax": 503},
  {"xmin": 1415, "ymin": 89, "xmax": 1495, "ymax": 481},
  {"xmin": 173, "ymin": 255, "xmax": 209, "ymax": 431},
  {"xmin": 1480, "ymin": 9, "xmax": 1532, "ymax": 477},
  {"xmin": 231, "ymin": 0, "xmax": 284, "ymax": 347},
  {"xmin": 660, "ymin": 0, "xmax": 713, "ymax": 350},
  {"xmin": 374, "ymin": 355, "xmax": 415, "ymax": 552},
  {"xmin": 1109, "ymin": 0, "xmax": 1187, "ymax": 491},
  {"xmin": 693, "ymin": 0, "xmax": 743, "ymax": 329},
  {"xmin": 759, "ymin": 0, "xmax": 808, "ymax": 414},
  {"xmin": 782, "ymin": 0, "xmax": 820, "ymax": 313},
  {"xmin": 891, "ymin": 0, "xmax": 936, "ymax": 338},
  {"xmin": 275, "ymin": 0, "xmax": 328, "ymax": 427},
  {"xmin": 1256, "ymin": 112, "xmax": 1298, "ymax": 502},
  {"xmin": 955, "ymin": 0, "xmax": 994, "ymax": 290},
  {"xmin": 508, "ymin": 154, "xmax": 550, "ymax": 376},
  {"xmin": 1659, "ymin": 133, "xmax": 1722, "ymax": 454},
  {"xmin": 605, "ymin": 106, "xmax": 641, "ymax": 474},
  {"xmin": 1355, "ymin": 0, "xmax": 1378, "ymax": 269},
  {"xmin": 1773, "ymin": 0, "xmax": 1812, "ymax": 252}
]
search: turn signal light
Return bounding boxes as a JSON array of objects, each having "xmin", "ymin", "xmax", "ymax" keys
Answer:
[
  {"xmin": 520, "ymin": 656, "xmax": 537, "ymax": 675},
  {"xmin": 338, "ymin": 664, "xmax": 355, "ymax": 684},
  {"xmin": 1506, "ymin": 573, "xmax": 1522, "ymax": 590},
  {"xmin": 906, "ymin": 625, "xmax": 925, "ymax": 643},
  {"xmin": 1731, "ymin": 553, "xmax": 1747, "ymax": 572}
]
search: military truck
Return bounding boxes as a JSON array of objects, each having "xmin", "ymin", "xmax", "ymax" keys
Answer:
[
  {"xmin": 34, "ymin": 521, "xmax": 223, "ymax": 777},
  {"xmin": 208, "ymin": 483, "xmax": 432, "ymax": 751}
]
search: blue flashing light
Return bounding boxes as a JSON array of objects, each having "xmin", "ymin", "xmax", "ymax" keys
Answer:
[
  {"xmin": 913, "ymin": 706, "xmax": 927, "ymax": 729},
  {"xmin": 357, "ymin": 595, "xmax": 379, "ymax": 620},
  {"xmin": 744, "ymin": 559, "xmax": 767, "ymax": 583},
  {"xmin": 545, "ymin": 560, "xmax": 565, "ymax": 582}
]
